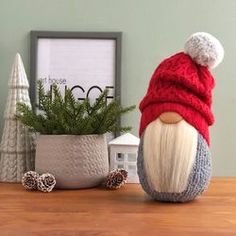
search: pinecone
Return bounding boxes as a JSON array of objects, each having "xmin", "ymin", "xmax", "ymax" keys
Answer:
[
  {"xmin": 37, "ymin": 173, "xmax": 56, "ymax": 193},
  {"xmin": 119, "ymin": 168, "xmax": 128, "ymax": 182},
  {"xmin": 105, "ymin": 168, "xmax": 128, "ymax": 189},
  {"xmin": 22, "ymin": 171, "xmax": 39, "ymax": 190}
]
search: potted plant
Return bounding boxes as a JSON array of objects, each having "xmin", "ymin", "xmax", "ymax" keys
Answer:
[{"xmin": 17, "ymin": 82, "xmax": 135, "ymax": 189}]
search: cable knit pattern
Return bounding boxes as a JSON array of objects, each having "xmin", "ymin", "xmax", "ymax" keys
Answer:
[
  {"xmin": 139, "ymin": 52, "xmax": 215, "ymax": 145},
  {"xmin": 0, "ymin": 54, "xmax": 36, "ymax": 183},
  {"xmin": 137, "ymin": 133, "xmax": 212, "ymax": 202}
]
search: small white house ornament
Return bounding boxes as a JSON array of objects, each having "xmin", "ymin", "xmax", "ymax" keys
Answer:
[{"xmin": 109, "ymin": 133, "xmax": 140, "ymax": 183}]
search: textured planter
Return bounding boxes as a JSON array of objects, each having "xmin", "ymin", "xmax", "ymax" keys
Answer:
[{"xmin": 35, "ymin": 134, "xmax": 109, "ymax": 189}]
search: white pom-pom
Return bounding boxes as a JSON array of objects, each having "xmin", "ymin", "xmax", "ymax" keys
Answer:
[{"xmin": 184, "ymin": 32, "xmax": 224, "ymax": 69}]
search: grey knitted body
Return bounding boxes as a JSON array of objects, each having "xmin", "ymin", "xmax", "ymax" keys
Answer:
[{"xmin": 137, "ymin": 134, "xmax": 212, "ymax": 202}]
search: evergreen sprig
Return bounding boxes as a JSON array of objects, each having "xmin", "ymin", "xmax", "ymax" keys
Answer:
[{"xmin": 16, "ymin": 81, "xmax": 135, "ymax": 135}]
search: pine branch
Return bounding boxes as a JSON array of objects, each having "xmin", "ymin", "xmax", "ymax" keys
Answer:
[{"xmin": 16, "ymin": 83, "xmax": 136, "ymax": 135}]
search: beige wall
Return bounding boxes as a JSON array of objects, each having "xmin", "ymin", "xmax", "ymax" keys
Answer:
[{"xmin": 0, "ymin": 0, "xmax": 234, "ymax": 175}]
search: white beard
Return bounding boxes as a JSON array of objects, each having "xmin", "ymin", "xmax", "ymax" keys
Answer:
[{"xmin": 143, "ymin": 118, "xmax": 198, "ymax": 193}]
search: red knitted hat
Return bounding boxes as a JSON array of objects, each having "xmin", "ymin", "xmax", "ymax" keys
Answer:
[{"xmin": 139, "ymin": 32, "xmax": 224, "ymax": 145}]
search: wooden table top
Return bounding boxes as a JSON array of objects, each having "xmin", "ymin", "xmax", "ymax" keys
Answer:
[{"xmin": 0, "ymin": 178, "xmax": 236, "ymax": 236}]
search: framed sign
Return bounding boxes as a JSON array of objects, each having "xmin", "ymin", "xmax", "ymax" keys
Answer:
[{"xmin": 30, "ymin": 31, "xmax": 121, "ymax": 105}]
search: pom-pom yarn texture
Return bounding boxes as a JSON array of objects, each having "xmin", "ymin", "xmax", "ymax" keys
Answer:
[{"xmin": 184, "ymin": 32, "xmax": 224, "ymax": 68}]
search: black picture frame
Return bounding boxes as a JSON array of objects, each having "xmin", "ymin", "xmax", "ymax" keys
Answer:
[{"xmin": 30, "ymin": 31, "xmax": 122, "ymax": 106}]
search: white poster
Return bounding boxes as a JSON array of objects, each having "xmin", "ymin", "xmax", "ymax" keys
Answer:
[{"xmin": 36, "ymin": 38, "xmax": 116, "ymax": 102}]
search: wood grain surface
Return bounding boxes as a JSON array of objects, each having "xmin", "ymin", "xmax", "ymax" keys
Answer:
[{"xmin": 0, "ymin": 178, "xmax": 236, "ymax": 236}]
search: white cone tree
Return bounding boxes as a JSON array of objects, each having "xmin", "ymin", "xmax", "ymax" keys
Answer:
[{"xmin": 0, "ymin": 53, "xmax": 36, "ymax": 182}]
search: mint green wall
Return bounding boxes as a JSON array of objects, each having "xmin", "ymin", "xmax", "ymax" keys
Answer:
[{"xmin": 0, "ymin": 0, "xmax": 234, "ymax": 176}]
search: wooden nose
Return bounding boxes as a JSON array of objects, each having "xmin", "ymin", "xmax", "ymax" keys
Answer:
[{"xmin": 159, "ymin": 112, "xmax": 183, "ymax": 124}]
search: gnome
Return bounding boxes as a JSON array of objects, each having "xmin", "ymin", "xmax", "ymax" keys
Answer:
[{"xmin": 137, "ymin": 32, "xmax": 224, "ymax": 202}]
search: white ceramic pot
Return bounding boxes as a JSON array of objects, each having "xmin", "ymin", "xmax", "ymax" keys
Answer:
[{"xmin": 35, "ymin": 134, "xmax": 109, "ymax": 189}]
